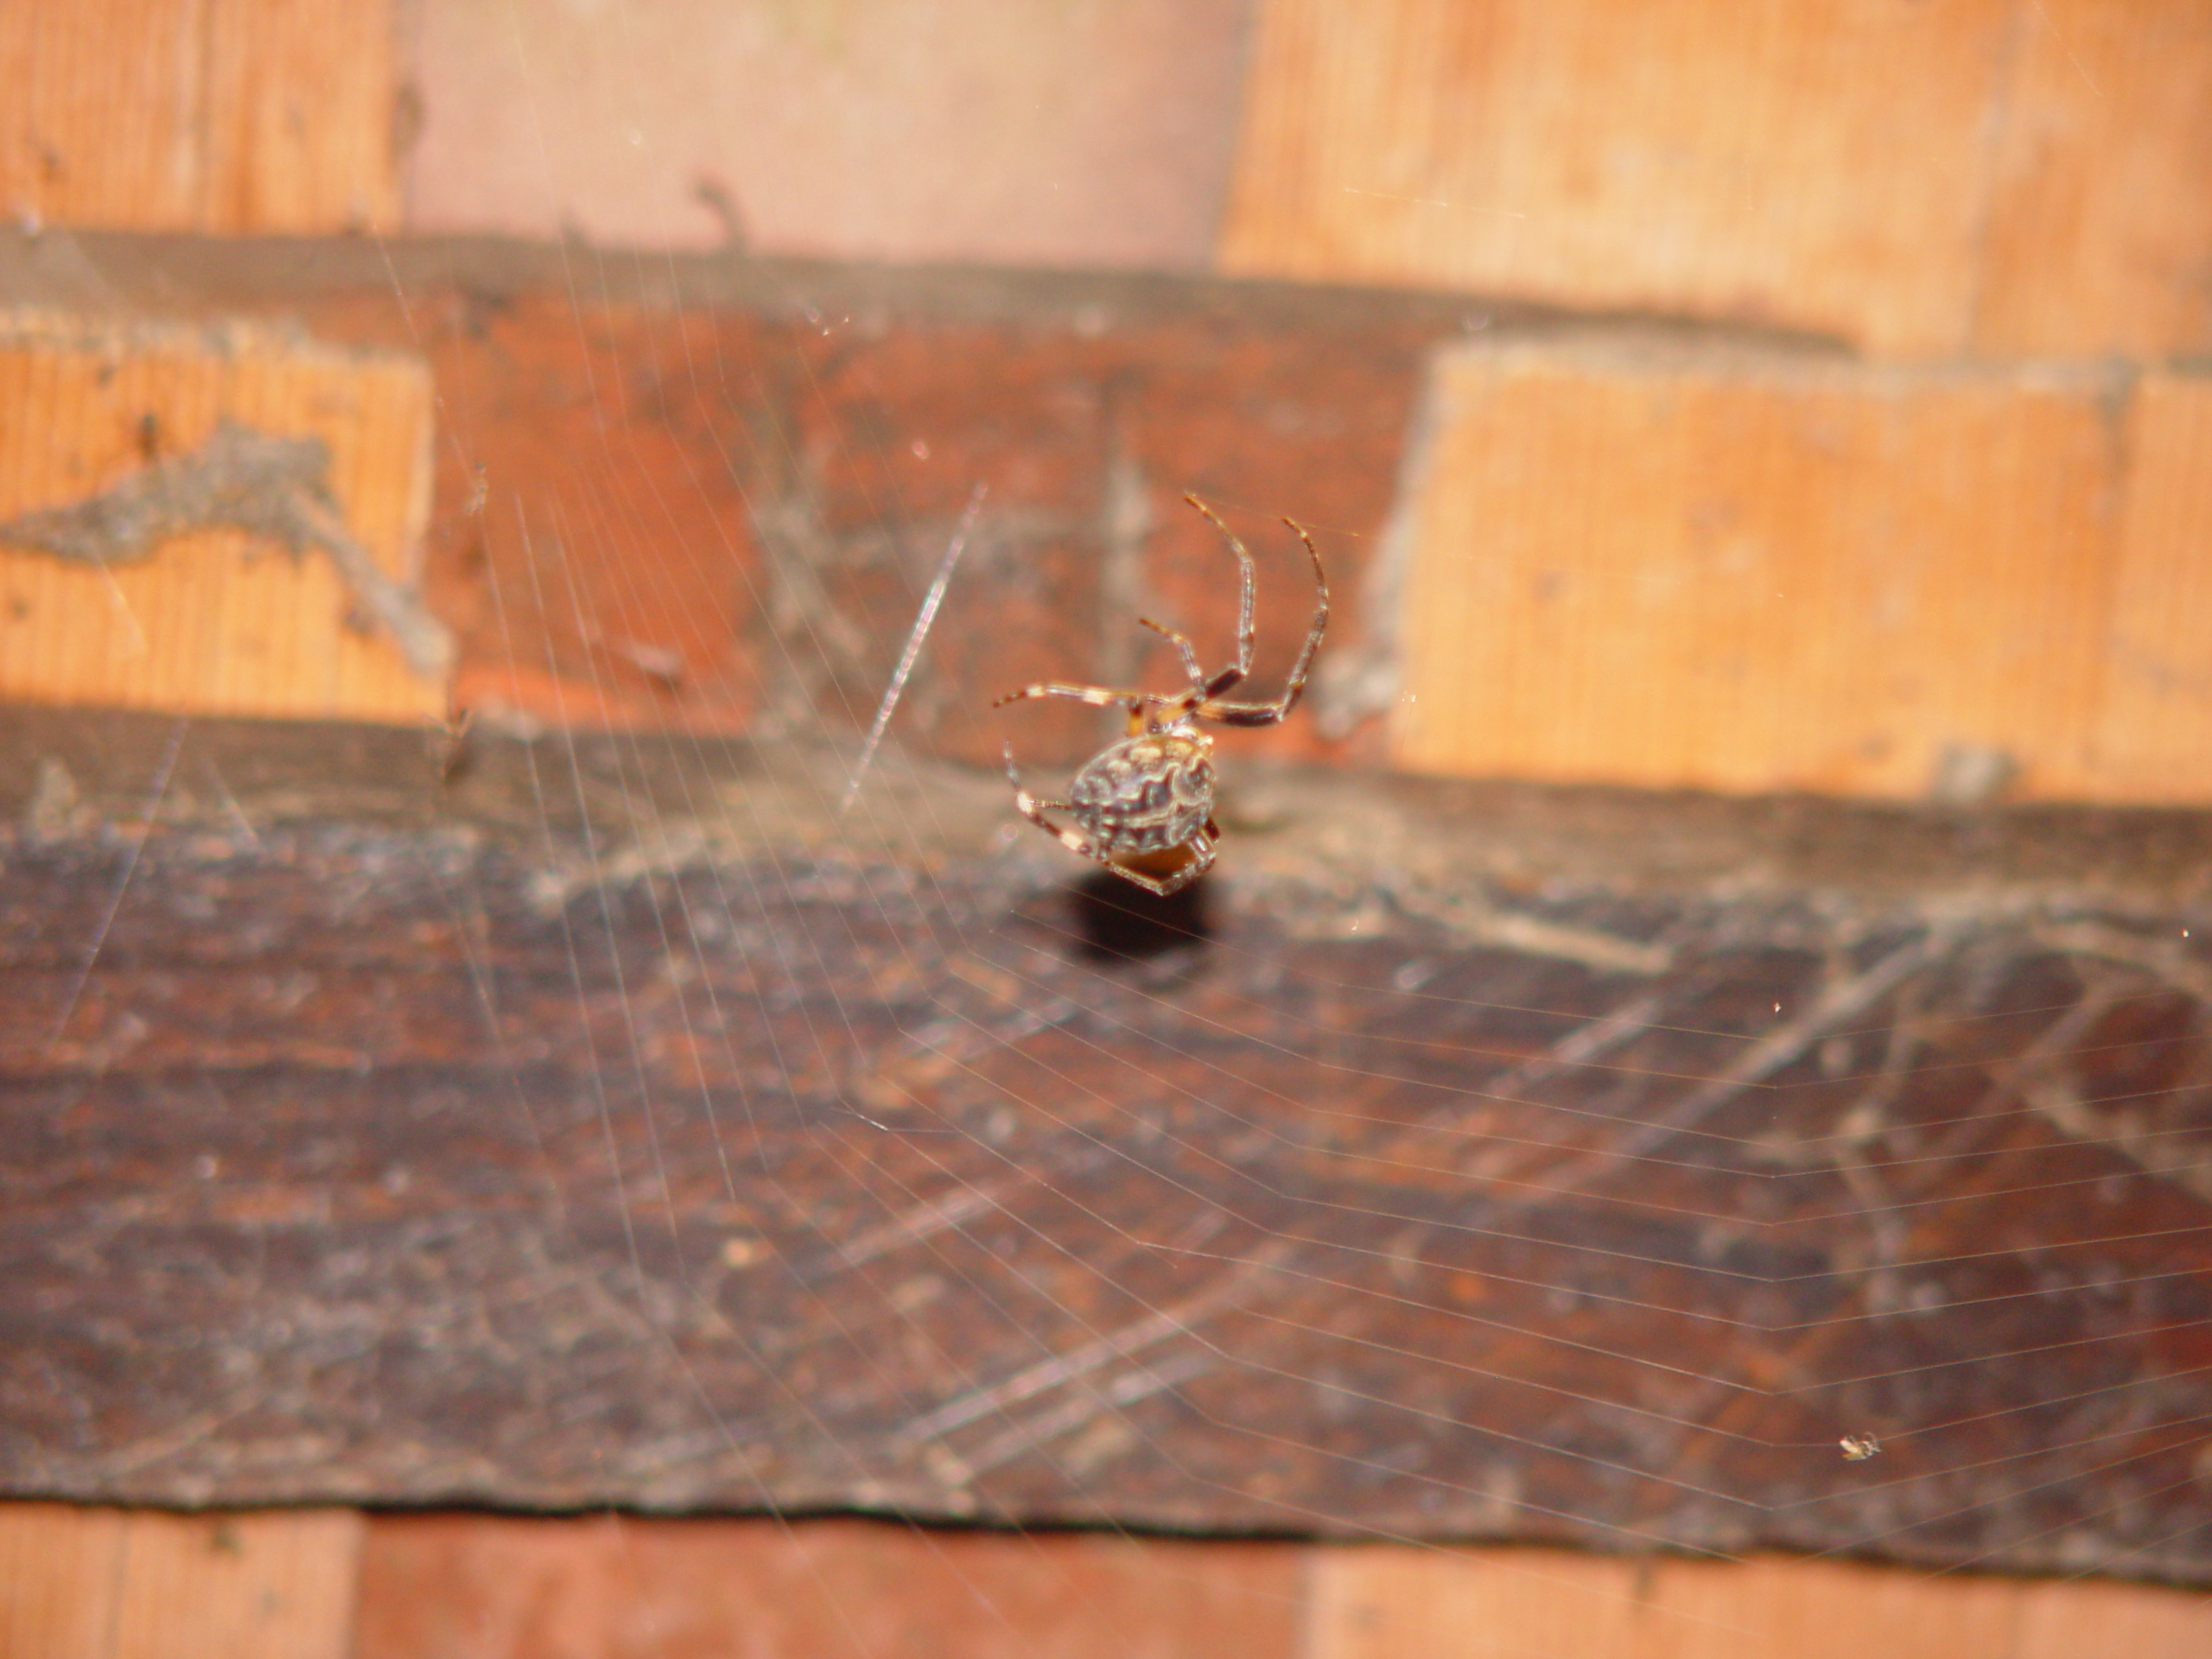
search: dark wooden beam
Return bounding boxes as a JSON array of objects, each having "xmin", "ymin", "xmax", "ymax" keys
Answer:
[{"xmin": 3, "ymin": 707, "xmax": 2209, "ymax": 1581}]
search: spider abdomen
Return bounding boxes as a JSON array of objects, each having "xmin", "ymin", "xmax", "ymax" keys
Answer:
[{"xmin": 1068, "ymin": 732, "xmax": 1216, "ymax": 854}]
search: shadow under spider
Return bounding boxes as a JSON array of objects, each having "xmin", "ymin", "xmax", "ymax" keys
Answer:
[{"xmin": 1070, "ymin": 867, "xmax": 1213, "ymax": 969}]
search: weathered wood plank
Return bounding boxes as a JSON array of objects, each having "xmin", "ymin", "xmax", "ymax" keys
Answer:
[{"xmin": 3, "ymin": 709, "xmax": 2209, "ymax": 1581}]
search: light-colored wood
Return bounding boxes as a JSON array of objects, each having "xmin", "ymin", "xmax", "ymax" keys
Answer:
[
  {"xmin": 2011, "ymin": 1574, "xmax": 2212, "ymax": 1659},
  {"xmin": 0, "ymin": 311, "xmax": 442, "ymax": 723},
  {"xmin": 0, "ymin": 1504, "xmax": 362, "ymax": 1659},
  {"xmin": 0, "ymin": 1503, "xmax": 122, "ymax": 1659},
  {"xmin": 3, "ymin": 1504, "xmax": 2202, "ymax": 1655},
  {"xmin": 1219, "ymin": 0, "xmax": 2212, "ymax": 359},
  {"xmin": 0, "ymin": 0, "xmax": 400, "ymax": 235},
  {"xmin": 2093, "ymin": 374, "xmax": 2212, "ymax": 796},
  {"xmin": 1393, "ymin": 340, "xmax": 2172, "ymax": 802},
  {"xmin": 355, "ymin": 1512, "xmax": 1303, "ymax": 1659},
  {"xmin": 1309, "ymin": 1546, "xmax": 2209, "ymax": 1659},
  {"xmin": 1973, "ymin": 4, "xmax": 2212, "ymax": 358}
]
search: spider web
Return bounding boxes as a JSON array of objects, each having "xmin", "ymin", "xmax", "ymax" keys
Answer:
[{"xmin": 9, "ymin": 3, "xmax": 2212, "ymax": 1653}]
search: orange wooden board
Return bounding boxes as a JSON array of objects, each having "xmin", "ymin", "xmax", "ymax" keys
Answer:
[
  {"xmin": 355, "ymin": 1513, "xmax": 1302, "ymax": 1659},
  {"xmin": 0, "ymin": 311, "xmax": 442, "ymax": 722},
  {"xmin": 1970, "ymin": 3, "xmax": 2212, "ymax": 359},
  {"xmin": 2096, "ymin": 374, "xmax": 2212, "ymax": 798},
  {"xmin": 0, "ymin": 0, "xmax": 400, "ymax": 235},
  {"xmin": 0, "ymin": 1504, "xmax": 360, "ymax": 1659},
  {"xmin": 1310, "ymin": 1548, "xmax": 2210, "ymax": 1659},
  {"xmin": 1393, "ymin": 342, "xmax": 2212, "ymax": 804},
  {"xmin": 1220, "ymin": 0, "xmax": 2212, "ymax": 359},
  {"xmin": 0, "ymin": 1505, "xmax": 2204, "ymax": 1656}
]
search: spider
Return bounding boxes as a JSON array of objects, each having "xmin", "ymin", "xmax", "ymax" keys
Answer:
[{"xmin": 995, "ymin": 493, "xmax": 1328, "ymax": 896}]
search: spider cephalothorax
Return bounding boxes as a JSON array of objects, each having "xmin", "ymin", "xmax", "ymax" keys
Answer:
[{"xmin": 995, "ymin": 493, "xmax": 1328, "ymax": 897}]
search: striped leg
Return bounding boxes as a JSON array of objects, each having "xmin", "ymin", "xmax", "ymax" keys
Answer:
[
  {"xmin": 1137, "ymin": 616, "xmax": 1209, "ymax": 693},
  {"xmin": 994, "ymin": 679, "xmax": 1204, "ymax": 737}
]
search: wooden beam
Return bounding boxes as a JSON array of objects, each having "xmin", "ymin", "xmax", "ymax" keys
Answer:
[{"xmin": 3, "ymin": 707, "xmax": 2209, "ymax": 1580}]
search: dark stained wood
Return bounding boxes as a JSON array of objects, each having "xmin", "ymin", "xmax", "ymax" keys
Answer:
[{"xmin": 3, "ymin": 708, "xmax": 2210, "ymax": 1583}]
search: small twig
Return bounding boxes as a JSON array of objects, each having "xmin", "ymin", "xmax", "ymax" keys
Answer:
[
  {"xmin": 0, "ymin": 418, "xmax": 453, "ymax": 680},
  {"xmin": 839, "ymin": 483, "xmax": 985, "ymax": 816}
]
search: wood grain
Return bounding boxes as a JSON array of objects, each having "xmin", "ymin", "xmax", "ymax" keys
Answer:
[
  {"xmin": 3, "ymin": 709, "xmax": 2209, "ymax": 1578},
  {"xmin": 1220, "ymin": 0, "xmax": 2212, "ymax": 359},
  {"xmin": 1310, "ymin": 1548, "xmax": 2210, "ymax": 1659},
  {"xmin": 0, "ymin": 0, "xmax": 400, "ymax": 234},
  {"xmin": 1395, "ymin": 342, "xmax": 2212, "ymax": 804},
  {"xmin": 1972, "ymin": 3, "xmax": 2212, "ymax": 358},
  {"xmin": 2094, "ymin": 374, "xmax": 2212, "ymax": 798},
  {"xmin": 3, "ymin": 1500, "xmax": 2202, "ymax": 1656},
  {"xmin": 0, "ymin": 311, "xmax": 441, "ymax": 721},
  {"xmin": 0, "ymin": 1504, "xmax": 360, "ymax": 1659},
  {"xmin": 355, "ymin": 1514, "xmax": 1300, "ymax": 1659}
]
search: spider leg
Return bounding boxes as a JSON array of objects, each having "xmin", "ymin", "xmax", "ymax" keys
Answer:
[
  {"xmin": 995, "ymin": 678, "xmax": 1205, "ymax": 738},
  {"xmin": 1096, "ymin": 827, "xmax": 1215, "ymax": 897},
  {"xmin": 1182, "ymin": 493, "xmax": 1257, "ymax": 696},
  {"xmin": 1136, "ymin": 616, "xmax": 1207, "ymax": 693},
  {"xmin": 1124, "ymin": 687, "xmax": 1206, "ymax": 735},
  {"xmin": 993, "ymin": 681, "xmax": 1184, "ymax": 712},
  {"xmin": 1192, "ymin": 516, "xmax": 1329, "ymax": 728},
  {"xmin": 1097, "ymin": 859, "xmax": 1189, "ymax": 898},
  {"xmin": 1002, "ymin": 742, "xmax": 1099, "ymax": 860}
]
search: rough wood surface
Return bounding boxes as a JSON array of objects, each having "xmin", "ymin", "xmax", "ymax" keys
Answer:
[{"xmin": 3, "ymin": 709, "xmax": 2209, "ymax": 1581}]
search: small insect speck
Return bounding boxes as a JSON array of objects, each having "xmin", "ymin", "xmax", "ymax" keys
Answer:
[{"xmin": 1840, "ymin": 1434, "xmax": 1881, "ymax": 1461}]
